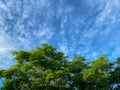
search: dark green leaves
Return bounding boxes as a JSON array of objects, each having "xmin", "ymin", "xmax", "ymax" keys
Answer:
[{"xmin": 0, "ymin": 43, "xmax": 118, "ymax": 90}]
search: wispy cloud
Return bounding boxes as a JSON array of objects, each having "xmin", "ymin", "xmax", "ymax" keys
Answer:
[{"xmin": 0, "ymin": 0, "xmax": 120, "ymax": 69}]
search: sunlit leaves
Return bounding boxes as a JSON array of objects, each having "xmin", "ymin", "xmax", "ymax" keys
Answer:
[{"xmin": 0, "ymin": 44, "xmax": 116, "ymax": 90}]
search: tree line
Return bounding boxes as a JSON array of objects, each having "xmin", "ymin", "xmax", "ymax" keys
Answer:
[{"xmin": 0, "ymin": 43, "xmax": 120, "ymax": 90}]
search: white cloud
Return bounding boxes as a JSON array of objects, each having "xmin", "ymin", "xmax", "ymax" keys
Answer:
[
  {"xmin": 96, "ymin": 0, "xmax": 120, "ymax": 25},
  {"xmin": 58, "ymin": 42, "xmax": 68, "ymax": 55},
  {"xmin": 0, "ymin": 0, "xmax": 120, "ymax": 69},
  {"xmin": 0, "ymin": 32, "xmax": 15, "ymax": 54},
  {"xmin": 0, "ymin": 31, "xmax": 15, "ymax": 69},
  {"xmin": 0, "ymin": 1, "xmax": 7, "ymax": 11}
]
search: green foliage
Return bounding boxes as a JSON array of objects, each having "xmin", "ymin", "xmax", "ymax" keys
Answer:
[
  {"xmin": 0, "ymin": 43, "xmax": 118, "ymax": 90},
  {"xmin": 83, "ymin": 55, "xmax": 111, "ymax": 89},
  {"xmin": 110, "ymin": 57, "xmax": 120, "ymax": 84}
]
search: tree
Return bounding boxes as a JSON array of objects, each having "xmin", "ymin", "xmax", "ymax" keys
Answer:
[
  {"xmin": 0, "ymin": 43, "xmax": 117, "ymax": 90},
  {"xmin": 68, "ymin": 55, "xmax": 87, "ymax": 90},
  {"xmin": 83, "ymin": 55, "xmax": 111, "ymax": 90},
  {"xmin": 0, "ymin": 43, "xmax": 68, "ymax": 90},
  {"xmin": 110, "ymin": 57, "xmax": 120, "ymax": 84}
]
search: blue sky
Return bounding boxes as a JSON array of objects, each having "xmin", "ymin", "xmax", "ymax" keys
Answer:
[
  {"xmin": 0, "ymin": 0, "xmax": 120, "ymax": 86},
  {"xmin": 0, "ymin": 0, "xmax": 120, "ymax": 70}
]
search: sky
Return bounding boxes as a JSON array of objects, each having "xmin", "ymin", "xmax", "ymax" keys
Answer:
[
  {"xmin": 0, "ymin": 0, "xmax": 120, "ymax": 71},
  {"xmin": 0, "ymin": 0, "xmax": 120, "ymax": 86}
]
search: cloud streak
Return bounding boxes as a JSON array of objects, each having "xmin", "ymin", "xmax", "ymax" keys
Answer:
[{"xmin": 0, "ymin": 0, "xmax": 120, "ymax": 69}]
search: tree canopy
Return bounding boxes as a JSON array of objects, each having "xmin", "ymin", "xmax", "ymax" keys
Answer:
[{"xmin": 0, "ymin": 43, "xmax": 119, "ymax": 90}]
